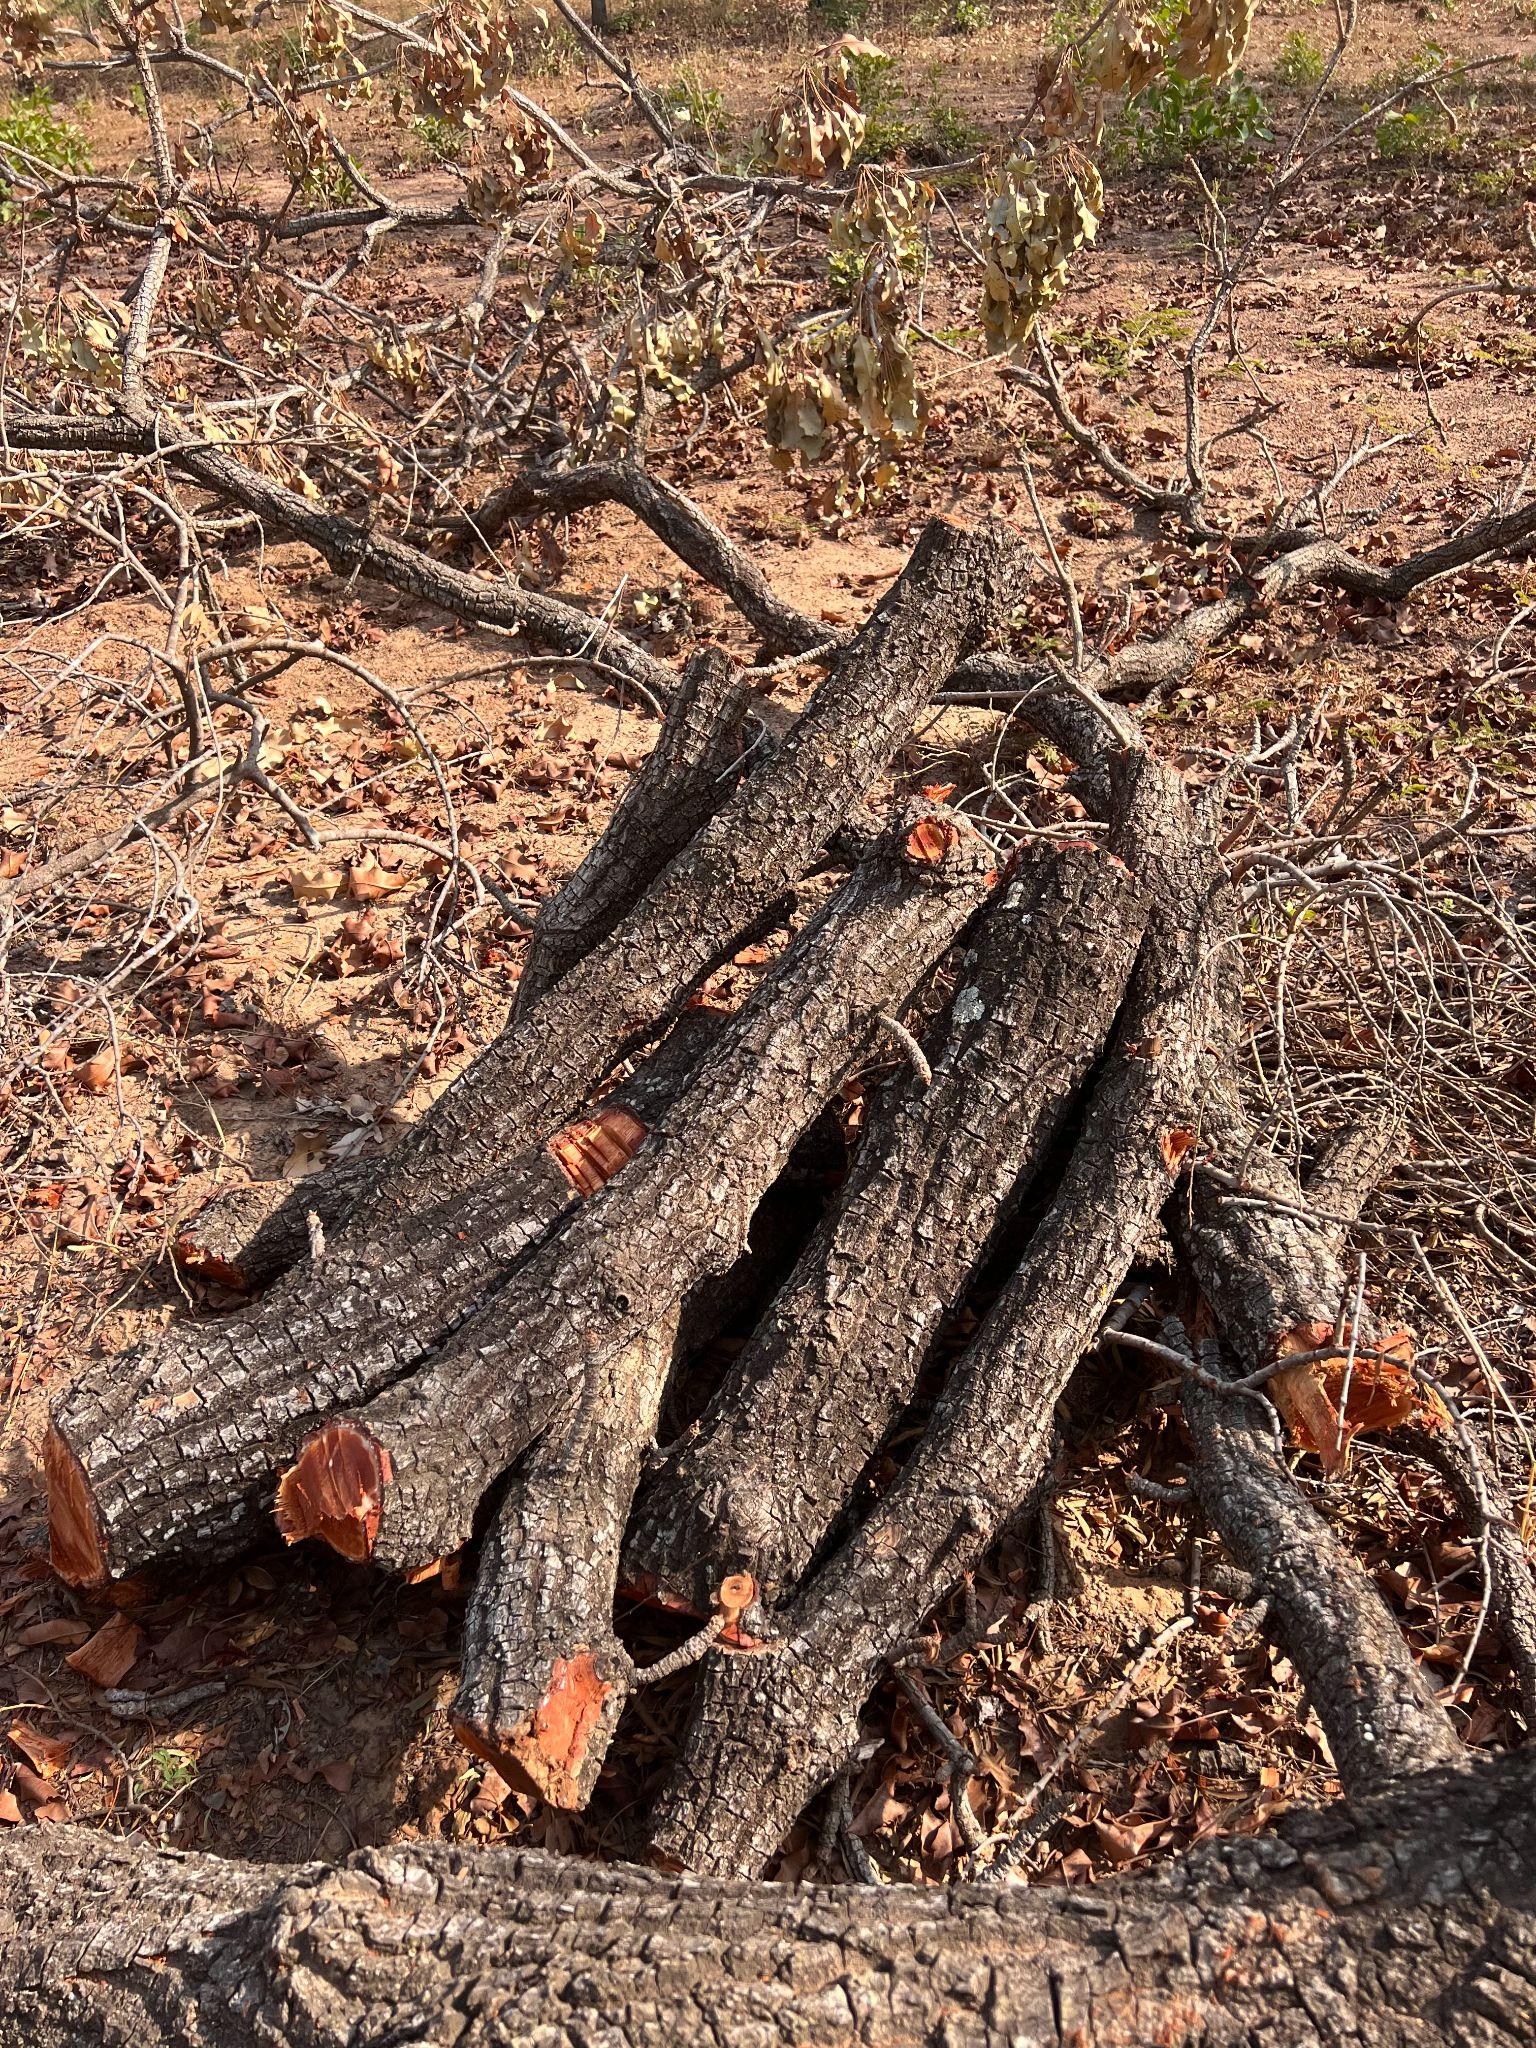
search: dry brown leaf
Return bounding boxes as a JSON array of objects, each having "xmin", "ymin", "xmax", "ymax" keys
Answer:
[
  {"xmin": 79, "ymin": 1051, "xmax": 117, "ymax": 1094},
  {"xmin": 6, "ymin": 1722, "xmax": 75, "ymax": 1777},
  {"xmin": 18, "ymin": 1617, "xmax": 91, "ymax": 1649},
  {"xmin": 288, "ymin": 865, "xmax": 344, "ymax": 904},
  {"xmin": 0, "ymin": 1791, "xmax": 23, "ymax": 1826},
  {"xmin": 346, "ymin": 855, "xmax": 410, "ymax": 902}
]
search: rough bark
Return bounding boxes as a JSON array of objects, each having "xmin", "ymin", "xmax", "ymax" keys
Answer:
[
  {"xmin": 278, "ymin": 810, "xmax": 1000, "ymax": 1576},
  {"xmin": 1183, "ymin": 1371, "xmax": 1467, "ymax": 1791},
  {"xmin": 45, "ymin": 1012, "xmax": 720, "ymax": 1588},
  {"xmin": 625, "ymin": 831, "xmax": 1147, "ymax": 1621},
  {"xmin": 5, "ymin": 1751, "xmax": 1536, "ymax": 2047},
  {"xmin": 1393, "ymin": 1422, "xmax": 1536, "ymax": 1731},
  {"xmin": 170, "ymin": 1154, "xmax": 384, "ymax": 1295},
  {"xmin": 451, "ymin": 1314, "xmax": 682, "ymax": 1807},
  {"xmin": 1171, "ymin": 1093, "xmax": 1417, "ymax": 1471},
  {"xmin": 651, "ymin": 753, "xmax": 1232, "ymax": 1876},
  {"xmin": 515, "ymin": 647, "xmax": 752, "ymax": 1016},
  {"xmin": 47, "ymin": 518, "xmax": 1012, "ymax": 1584}
]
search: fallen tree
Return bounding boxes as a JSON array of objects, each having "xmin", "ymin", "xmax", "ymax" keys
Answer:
[{"xmin": 3, "ymin": 1750, "xmax": 1535, "ymax": 2047}]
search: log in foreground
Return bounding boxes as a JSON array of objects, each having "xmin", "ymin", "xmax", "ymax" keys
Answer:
[
  {"xmin": 3, "ymin": 1750, "xmax": 1534, "ymax": 2047},
  {"xmin": 45, "ymin": 1011, "xmax": 720, "ymax": 1589},
  {"xmin": 279, "ymin": 807, "xmax": 1000, "ymax": 1576},
  {"xmin": 625, "ymin": 830, "xmax": 1147, "ymax": 1621},
  {"xmin": 44, "ymin": 516, "xmax": 1017, "ymax": 1585},
  {"xmin": 651, "ymin": 753, "xmax": 1232, "ymax": 1876}
]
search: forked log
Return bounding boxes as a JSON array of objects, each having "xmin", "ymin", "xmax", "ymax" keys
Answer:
[
  {"xmin": 277, "ymin": 808, "xmax": 1000, "ymax": 1576},
  {"xmin": 4, "ymin": 1750, "xmax": 1535, "ymax": 2047},
  {"xmin": 1182, "ymin": 1357, "xmax": 1467, "ymax": 1791},
  {"xmin": 1179, "ymin": 1104, "xmax": 1536, "ymax": 1729},
  {"xmin": 451, "ymin": 1314, "xmax": 682, "ymax": 1808},
  {"xmin": 515, "ymin": 647, "xmax": 753, "ymax": 1015},
  {"xmin": 45, "ymin": 518, "xmax": 1017, "ymax": 1582},
  {"xmin": 1173, "ymin": 1096, "xmax": 1420, "ymax": 1470},
  {"xmin": 650, "ymin": 753, "xmax": 1233, "ymax": 1876},
  {"xmin": 45, "ymin": 1011, "xmax": 721, "ymax": 1587},
  {"xmin": 624, "ymin": 829, "xmax": 1147, "ymax": 1621}
]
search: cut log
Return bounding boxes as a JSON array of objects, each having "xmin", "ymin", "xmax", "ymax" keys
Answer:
[
  {"xmin": 624, "ymin": 830, "xmax": 1147, "ymax": 1621},
  {"xmin": 171, "ymin": 1154, "xmax": 383, "ymax": 1295},
  {"xmin": 45, "ymin": 517, "xmax": 1018, "ymax": 1583},
  {"xmin": 46, "ymin": 1011, "xmax": 721, "ymax": 1588},
  {"xmin": 1172, "ymin": 1094, "xmax": 1422, "ymax": 1470},
  {"xmin": 450, "ymin": 1313, "xmax": 682, "ymax": 1807},
  {"xmin": 1181, "ymin": 1353, "xmax": 1467, "ymax": 1791},
  {"xmin": 278, "ymin": 807, "xmax": 1001, "ymax": 1576},
  {"xmin": 5, "ymin": 1751, "xmax": 1532, "ymax": 2046},
  {"xmin": 515, "ymin": 647, "xmax": 752, "ymax": 1016},
  {"xmin": 650, "ymin": 752, "xmax": 1234, "ymax": 1876}
]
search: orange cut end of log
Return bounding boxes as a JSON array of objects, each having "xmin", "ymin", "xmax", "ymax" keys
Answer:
[
  {"xmin": 44, "ymin": 1426, "xmax": 108, "ymax": 1587},
  {"xmin": 275, "ymin": 1425, "xmax": 393, "ymax": 1560},
  {"xmin": 1269, "ymin": 1321, "xmax": 1429, "ymax": 1474},
  {"xmin": 548, "ymin": 1105, "xmax": 649, "ymax": 1197},
  {"xmin": 170, "ymin": 1236, "xmax": 252, "ymax": 1293},
  {"xmin": 456, "ymin": 1651, "xmax": 614, "ymax": 1810},
  {"xmin": 904, "ymin": 816, "xmax": 960, "ymax": 866}
]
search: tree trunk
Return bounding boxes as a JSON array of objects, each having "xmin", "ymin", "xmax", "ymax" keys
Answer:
[
  {"xmin": 451, "ymin": 1313, "xmax": 683, "ymax": 1807},
  {"xmin": 624, "ymin": 828, "xmax": 1146, "ymax": 1621},
  {"xmin": 3, "ymin": 1752, "xmax": 1535, "ymax": 2047},
  {"xmin": 515, "ymin": 647, "xmax": 752, "ymax": 1016},
  {"xmin": 277, "ymin": 809, "xmax": 1000, "ymax": 1577},
  {"xmin": 1182, "ymin": 1364, "xmax": 1467, "ymax": 1791}
]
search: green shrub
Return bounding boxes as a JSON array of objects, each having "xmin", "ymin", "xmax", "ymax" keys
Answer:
[
  {"xmin": 0, "ymin": 91, "xmax": 92, "ymax": 216},
  {"xmin": 1276, "ymin": 31, "xmax": 1326, "ymax": 88},
  {"xmin": 950, "ymin": 0, "xmax": 993, "ymax": 30},
  {"xmin": 1129, "ymin": 72, "xmax": 1272, "ymax": 165}
]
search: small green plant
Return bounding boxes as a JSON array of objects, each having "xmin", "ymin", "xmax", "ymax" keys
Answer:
[
  {"xmin": 146, "ymin": 1746, "xmax": 196, "ymax": 1795},
  {"xmin": 1129, "ymin": 71, "xmax": 1272, "ymax": 165},
  {"xmin": 1276, "ymin": 30, "xmax": 1325, "ymax": 88},
  {"xmin": 411, "ymin": 113, "xmax": 467, "ymax": 164},
  {"xmin": 0, "ymin": 90, "xmax": 92, "ymax": 216},
  {"xmin": 664, "ymin": 66, "xmax": 726, "ymax": 153},
  {"xmin": 850, "ymin": 51, "xmax": 921, "ymax": 162},
  {"xmin": 1374, "ymin": 105, "xmax": 1455, "ymax": 163},
  {"xmin": 1061, "ymin": 302, "xmax": 1193, "ymax": 376},
  {"xmin": 950, "ymin": 0, "xmax": 992, "ymax": 30},
  {"xmin": 924, "ymin": 96, "xmax": 984, "ymax": 155}
]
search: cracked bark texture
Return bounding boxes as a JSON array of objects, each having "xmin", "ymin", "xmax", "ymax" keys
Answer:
[
  {"xmin": 451, "ymin": 1313, "xmax": 682, "ymax": 1807},
  {"xmin": 280, "ymin": 811, "xmax": 1000, "ymax": 1576},
  {"xmin": 625, "ymin": 832, "xmax": 1147, "ymax": 1619},
  {"xmin": 1183, "ymin": 1373, "xmax": 1466, "ymax": 1791},
  {"xmin": 46, "ymin": 517, "xmax": 1016, "ymax": 1584},
  {"xmin": 44, "ymin": 1012, "xmax": 720, "ymax": 1589},
  {"xmin": 4, "ymin": 1753, "xmax": 1534, "ymax": 2047},
  {"xmin": 515, "ymin": 647, "xmax": 753, "ymax": 1016},
  {"xmin": 651, "ymin": 753, "xmax": 1233, "ymax": 1876}
]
